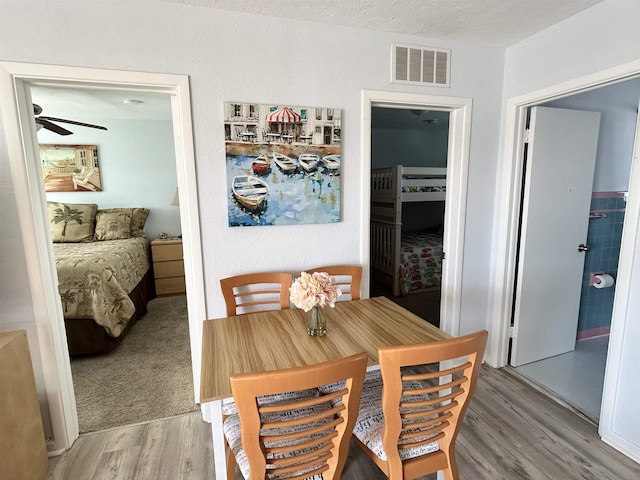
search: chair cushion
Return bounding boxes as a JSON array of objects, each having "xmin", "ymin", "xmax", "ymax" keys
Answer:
[
  {"xmin": 318, "ymin": 369, "xmax": 382, "ymax": 406},
  {"xmin": 221, "ymin": 388, "xmax": 320, "ymax": 416},
  {"xmin": 224, "ymin": 403, "xmax": 329, "ymax": 480},
  {"xmin": 352, "ymin": 370, "xmax": 440, "ymax": 461}
]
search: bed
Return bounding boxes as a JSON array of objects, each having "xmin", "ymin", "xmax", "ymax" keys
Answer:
[
  {"xmin": 48, "ymin": 202, "xmax": 155, "ymax": 355},
  {"xmin": 370, "ymin": 165, "xmax": 446, "ymax": 296}
]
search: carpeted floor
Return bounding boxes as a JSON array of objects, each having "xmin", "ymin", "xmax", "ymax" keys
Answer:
[{"xmin": 71, "ymin": 295, "xmax": 198, "ymax": 433}]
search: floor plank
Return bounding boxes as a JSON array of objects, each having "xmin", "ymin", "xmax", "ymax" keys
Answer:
[{"xmin": 47, "ymin": 366, "xmax": 640, "ymax": 480}]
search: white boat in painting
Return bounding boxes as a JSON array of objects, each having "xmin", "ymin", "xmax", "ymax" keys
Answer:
[
  {"xmin": 322, "ymin": 154, "xmax": 340, "ymax": 173},
  {"xmin": 232, "ymin": 175, "xmax": 269, "ymax": 210},
  {"xmin": 272, "ymin": 151, "xmax": 298, "ymax": 173},
  {"xmin": 298, "ymin": 153, "xmax": 320, "ymax": 172}
]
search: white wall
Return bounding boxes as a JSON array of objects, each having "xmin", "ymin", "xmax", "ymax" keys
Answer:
[
  {"xmin": 38, "ymin": 117, "xmax": 180, "ymax": 239},
  {"xmin": 371, "ymin": 127, "xmax": 449, "ymax": 168},
  {"xmin": 0, "ymin": 0, "xmax": 505, "ymax": 443},
  {"xmin": 503, "ymin": 1, "xmax": 640, "ymax": 99}
]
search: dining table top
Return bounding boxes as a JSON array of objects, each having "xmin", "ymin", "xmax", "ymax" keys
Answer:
[{"xmin": 200, "ymin": 296, "xmax": 450, "ymax": 403}]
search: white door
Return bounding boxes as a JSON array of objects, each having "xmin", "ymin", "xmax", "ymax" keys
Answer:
[{"xmin": 510, "ymin": 106, "xmax": 601, "ymax": 367}]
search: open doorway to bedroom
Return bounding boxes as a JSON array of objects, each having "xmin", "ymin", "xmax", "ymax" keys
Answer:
[
  {"xmin": 29, "ymin": 83, "xmax": 198, "ymax": 434},
  {"xmin": 369, "ymin": 107, "xmax": 450, "ymax": 327}
]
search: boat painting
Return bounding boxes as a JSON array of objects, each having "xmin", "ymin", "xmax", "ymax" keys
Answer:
[
  {"xmin": 322, "ymin": 154, "xmax": 340, "ymax": 174},
  {"xmin": 298, "ymin": 153, "xmax": 321, "ymax": 173},
  {"xmin": 223, "ymin": 101, "xmax": 341, "ymax": 227},
  {"xmin": 225, "ymin": 154, "xmax": 340, "ymax": 227},
  {"xmin": 272, "ymin": 151, "xmax": 298, "ymax": 173},
  {"xmin": 251, "ymin": 153, "xmax": 271, "ymax": 175},
  {"xmin": 232, "ymin": 175, "xmax": 269, "ymax": 210}
]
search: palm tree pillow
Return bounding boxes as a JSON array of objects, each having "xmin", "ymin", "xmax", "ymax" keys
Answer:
[{"xmin": 48, "ymin": 202, "xmax": 98, "ymax": 243}]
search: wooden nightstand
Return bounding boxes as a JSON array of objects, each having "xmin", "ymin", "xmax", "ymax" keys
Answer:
[{"xmin": 151, "ymin": 238, "xmax": 186, "ymax": 296}]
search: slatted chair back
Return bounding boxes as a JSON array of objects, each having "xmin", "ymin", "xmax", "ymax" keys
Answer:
[
  {"xmin": 220, "ymin": 272, "xmax": 293, "ymax": 316},
  {"xmin": 353, "ymin": 330, "xmax": 488, "ymax": 480},
  {"xmin": 308, "ymin": 265, "xmax": 362, "ymax": 301},
  {"xmin": 226, "ymin": 352, "xmax": 368, "ymax": 480}
]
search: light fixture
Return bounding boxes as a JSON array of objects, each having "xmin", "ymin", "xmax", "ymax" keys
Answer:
[
  {"xmin": 123, "ymin": 98, "xmax": 144, "ymax": 105},
  {"xmin": 170, "ymin": 188, "xmax": 179, "ymax": 206}
]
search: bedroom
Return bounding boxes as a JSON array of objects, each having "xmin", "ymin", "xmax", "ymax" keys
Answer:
[
  {"xmin": 369, "ymin": 107, "xmax": 450, "ymax": 326},
  {"xmin": 32, "ymin": 84, "xmax": 193, "ymax": 433}
]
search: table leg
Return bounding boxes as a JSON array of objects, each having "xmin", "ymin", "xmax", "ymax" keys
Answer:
[{"xmin": 206, "ymin": 400, "xmax": 228, "ymax": 480}]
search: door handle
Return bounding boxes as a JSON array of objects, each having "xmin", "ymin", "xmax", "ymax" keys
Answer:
[{"xmin": 578, "ymin": 243, "xmax": 590, "ymax": 252}]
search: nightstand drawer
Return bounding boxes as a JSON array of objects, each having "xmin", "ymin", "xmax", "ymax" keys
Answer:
[
  {"xmin": 152, "ymin": 243, "xmax": 183, "ymax": 262},
  {"xmin": 154, "ymin": 260, "xmax": 185, "ymax": 278},
  {"xmin": 155, "ymin": 276, "xmax": 186, "ymax": 296}
]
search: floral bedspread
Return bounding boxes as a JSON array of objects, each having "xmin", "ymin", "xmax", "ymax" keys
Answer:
[
  {"xmin": 399, "ymin": 232, "xmax": 443, "ymax": 296},
  {"xmin": 53, "ymin": 236, "xmax": 151, "ymax": 337}
]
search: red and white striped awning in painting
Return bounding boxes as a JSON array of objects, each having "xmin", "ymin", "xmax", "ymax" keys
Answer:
[{"xmin": 265, "ymin": 106, "xmax": 302, "ymax": 123}]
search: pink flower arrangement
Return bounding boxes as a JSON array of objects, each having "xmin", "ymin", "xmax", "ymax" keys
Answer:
[{"xmin": 290, "ymin": 271, "xmax": 342, "ymax": 312}]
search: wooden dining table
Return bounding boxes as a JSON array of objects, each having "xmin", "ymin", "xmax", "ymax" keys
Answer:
[{"xmin": 200, "ymin": 296, "xmax": 450, "ymax": 479}]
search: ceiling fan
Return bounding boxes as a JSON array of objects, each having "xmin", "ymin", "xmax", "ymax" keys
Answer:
[
  {"xmin": 410, "ymin": 109, "xmax": 441, "ymax": 124},
  {"xmin": 33, "ymin": 104, "xmax": 108, "ymax": 136}
]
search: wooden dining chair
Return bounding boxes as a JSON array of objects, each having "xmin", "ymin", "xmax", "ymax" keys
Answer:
[
  {"xmin": 308, "ymin": 265, "xmax": 362, "ymax": 301},
  {"xmin": 224, "ymin": 352, "xmax": 368, "ymax": 480},
  {"xmin": 220, "ymin": 272, "xmax": 293, "ymax": 316},
  {"xmin": 352, "ymin": 330, "xmax": 488, "ymax": 480}
]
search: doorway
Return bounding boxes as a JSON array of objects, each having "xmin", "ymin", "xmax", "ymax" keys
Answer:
[
  {"xmin": 506, "ymin": 78, "xmax": 640, "ymax": 422},
  {"xmin": 30, "ymin": 83, "xmax": 196, "ymax": 433},
  {"xmin": 0, "ymin": 62, "xmax": 206, "ymax": 453},
  {"xmin": 369, "ymin": 107, "xmax": 449, "ymax": 327},
  {"xmin": 362, "ymin": 90, "xmax": 472, "ymax": 337}
]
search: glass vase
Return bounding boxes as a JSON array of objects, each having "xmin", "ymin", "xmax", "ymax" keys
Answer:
[{"xmin": 307, "ymin": 306, "xmax": 326, "ymax": 337}]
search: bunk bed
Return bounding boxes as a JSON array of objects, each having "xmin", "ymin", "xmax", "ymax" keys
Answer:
[{"xmin": 370, "ymin": 165, "xmax": 446, "ymax": 296}]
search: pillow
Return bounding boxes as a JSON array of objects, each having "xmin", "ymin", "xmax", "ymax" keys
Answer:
[
  {"xmin": 97, "ymin": 208, "xmax": 150, "ymax": 236},
  {"xmin": 94, "ymin": 211, "xmax": 132, "ymax": 240},
  {"xmin": 47, "ymin": 202, "xmax": 97, "ymax": 243}
]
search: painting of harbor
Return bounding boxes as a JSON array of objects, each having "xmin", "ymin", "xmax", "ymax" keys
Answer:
[{"xmin": 224, "ymin": 102, "xmax": 341, "ymax": 227}]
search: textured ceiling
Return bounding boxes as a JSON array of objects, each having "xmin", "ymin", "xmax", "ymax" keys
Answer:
[
  {"xmin": 159, "ymin": 0, "xmax": 603, "ymax": 47},
  {"xmin": 31, "ymin": 0, "xmax": 604, "ymax": 125}
]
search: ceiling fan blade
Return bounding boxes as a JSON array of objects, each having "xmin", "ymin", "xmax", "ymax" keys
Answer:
[
  {"xmin": 39, "ymin": 116, "xmax": 108, "ymax": 131},
  {"xmin": 38, "ymin": 119, "xmax": 73, "ymax": 136}
]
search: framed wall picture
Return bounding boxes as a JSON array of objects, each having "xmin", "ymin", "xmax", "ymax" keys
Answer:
[
  {"xmin": 224, "ymin": 102, "xmax": 341, "ymax": 227},
  {"xmin": 40, "ymin": 144, "xmax": 102, "ymax": 192}
]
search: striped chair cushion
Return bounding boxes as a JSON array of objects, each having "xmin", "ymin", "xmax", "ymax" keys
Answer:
[
  {"xmin": 352, "ymin": 369, "xmax": 440, "ymax": 461},
  {"xmin": 224, "ymin": 403, "xmax": 330, "ymax": 480},
  {"xmin": 221, "ymin": 388, "xmax": 320, "ymax": 415},
  {"xmin": 318, "ymin": 369, "xmax": 381, "ymax": 405}
]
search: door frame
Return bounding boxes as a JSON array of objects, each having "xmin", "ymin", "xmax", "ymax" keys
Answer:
[
  {"xmin": 361, "ymin": 90, "xmax": 472, "ymax": 336},
  {"xmin": 491, "ymin": 59, "xmax": 640, "ymax": 460},
  {"xmin": 0, "ymin": 62, "xmax": 206, "ymax": 453}
]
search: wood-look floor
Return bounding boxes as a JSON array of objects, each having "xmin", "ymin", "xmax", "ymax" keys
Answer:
[{"xmin": 47, "ymin": 365, "xmax": 640, "ymax": 480}]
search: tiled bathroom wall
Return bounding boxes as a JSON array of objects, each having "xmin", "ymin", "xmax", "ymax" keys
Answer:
[{"xmin": 578, "ymin": 192, "xmax": 626, "ymax": 338}]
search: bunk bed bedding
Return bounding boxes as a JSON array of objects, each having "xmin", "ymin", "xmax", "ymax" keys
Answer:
[{"xmin": 399, "ymin": 231, "xmax": 443, "ymax": 295}]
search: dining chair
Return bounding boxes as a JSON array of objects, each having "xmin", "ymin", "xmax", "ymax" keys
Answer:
[
  {"xmin": 220, "ymin": 272, "xmax": 293, "ymax": 316},
  {"xmin": 352, "ymin": 330, "xmax": 488, "ymax": 480},
  {"xmin": 308, "ymin": 265, "xmax": 362, "ymax": 301},
  {"xmin": 224, "ymin": 352, "xmax": 368, "ymax": 480}
]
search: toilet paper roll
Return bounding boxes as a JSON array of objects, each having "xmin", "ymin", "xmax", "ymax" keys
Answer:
[{"xmin": 593, "ymin": 273, "xmax": 614, "ymax": 289}]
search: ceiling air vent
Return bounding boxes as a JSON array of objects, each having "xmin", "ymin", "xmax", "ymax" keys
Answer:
[{"xmin": 392, "ymin": 43, "xmax": 450, "ymax": 87}]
